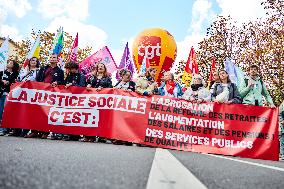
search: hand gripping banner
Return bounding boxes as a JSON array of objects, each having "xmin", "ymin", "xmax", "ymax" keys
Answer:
[{"xmin": 2, "ymin": 82, "xmax": 279, "ymax": 161}]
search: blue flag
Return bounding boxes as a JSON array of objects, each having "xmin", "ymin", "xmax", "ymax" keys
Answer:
[{"xmin": 224, "ymin": 58, "xmax": 245, "ymax": 89}]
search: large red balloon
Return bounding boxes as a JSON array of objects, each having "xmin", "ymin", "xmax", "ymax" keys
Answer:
[{"xmin": 132, "ymin": 28, "xmax": 177, "ymax": 82}]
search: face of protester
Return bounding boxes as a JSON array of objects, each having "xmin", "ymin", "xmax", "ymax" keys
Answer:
[
  {"xmin": 193, "ymin": 77, "xmax": 202, "ymax": 85},
  {"xmin": 249, "ymin": 67, "xmax": 258, "ymax": 77},
  {"xmin": 219, "ymin": 70, "xmax": 229, "ymax": 82},
  {"xmin": 213, "ymin": 72, "xmax": 220, "ymax": 82},
  {"xmin": 29, "ymin": 58, "xmax": 38, "ymax": 68},
  {"xmin": 70, "ymin": 68, "xmax": 78, "ymax": 74},
  {"xmin": 6, "ymin": 60, "xmax": 14, "ymax": 70},
  {"xmin": 122, "ymin": 72, "xmax": 131, "ymax": 82},
  {"xmin": 163, "ymin": 72, "xmax": 172, "ymax": 81},
  {"xmin": 149, "ymin": 69, "xmax": 157, "ymax": 78},
  {"xmin": 49, "ymin": 54, "xmax": 58, "ymax": 65},
  {"xmin": 97, "ymin": 64, "xmax": 106, "ymax": 74}
]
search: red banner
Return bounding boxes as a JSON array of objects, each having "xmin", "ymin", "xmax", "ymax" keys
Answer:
[{"xmin": 2, "ymin": 82, "xmax": 279, "ymax": 161}]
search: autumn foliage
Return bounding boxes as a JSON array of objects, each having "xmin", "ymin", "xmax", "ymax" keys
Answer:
[
  {"xmin": 11, "ymin": 30, "xmax": 92, "ymax": 65},
  {"xmin": 174, "ymin": 0, "xmax": 284, "ymax": 105}
]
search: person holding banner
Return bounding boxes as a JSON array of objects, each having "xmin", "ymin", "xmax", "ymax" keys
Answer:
[
  {"xmin": 86, "ymin": 63, "xmax": 112, "ymax": 90},
  {"xmin": 64, "ymin": 62, "xmax": 86, "ymax": 88},
  {"xmin": 183, "ymin": 74, "xmax": 211, "ymax": 103},
  {"xmin": 279, "ymin": 98, "xmax": 284, "ymax": 160},
  {"xmin": 12, "ymin": 57, "xmax": 40, "ymax": 137},
  {"xmin": 114, "ymin": 69, "xmax": 135, "ymax": 92},
  {"xmin": 158, "ymin": 71, "xmax": 183, "ymax": 98},
  {"xmin": 82, "ymin": 62, "xmax": 112, "ymax": 142},
  {"xmin": 59, "ymin": 61, "xmax": 86, "ymax": 141},
  {"xmin": 136, "ymin": 67, "xmax": 158, "ymax": 96},
  {"xmin": 239, "ymin": 65, "xmax": 275, "ymax": 107},
  {"xmin": 18, "ymin": 57, "xmax": 40, "ymax": 82},
  {"xmin": 0, "ymin": 60, "xmax": 19, "ymax": 136},
  {"xmin": 25, "ymin": 53, "xmax": 64, "ymax": 139},
  {"xmin": 211, "ymin": 69, "xmax": 242, "ymax": 104}
]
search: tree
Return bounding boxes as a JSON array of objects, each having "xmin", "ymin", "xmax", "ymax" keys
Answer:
[
  {"xmin": 11, "ymin": 29, "xmax": 92, "ymax": 65},
  {"xmin": 175, "ymin": 0, "xmax": 284, "ymax": 105}
]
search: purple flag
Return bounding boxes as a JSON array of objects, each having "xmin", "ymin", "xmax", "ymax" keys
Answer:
[{"xmin": 116, "ymin": 42, "xmax": 135, "ymax": 80}]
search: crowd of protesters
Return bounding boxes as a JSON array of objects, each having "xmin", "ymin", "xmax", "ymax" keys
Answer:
[{"xmin": 0, "ymin": 53, "xmax": 283, "ymax": 159}]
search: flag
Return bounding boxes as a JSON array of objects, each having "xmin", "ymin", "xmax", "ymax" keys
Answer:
[
  {"xmin": 224, "ymin": 58, "xmax": 245, "ymax": 89},
  {"xmin": 207, "ymin": 57, "xmax": 216, "ymax": 88},
  {"xmin": 57, "ymin": 53, "xmax": 65, "ymax": 69},
  {"xmin": 209, "ymin": 57, "xmax": 216, "ymax": 81},
  {"xmin": 23, "ymin": 32, "xmax": 41, "ymax": 68},
  {"xmin": 140, "ymin": 55, "xmax": 150, "ymax": 75},
  {"xmin": 0, "ymin": 36, "xmax": 9, "ymax": 71},
  {"xmin": 52, "ymin": 27, "xmax": 64, "ymax": 55},
  {"xmin": 116, "ymin": 42, "xmax": 135, "ymax": 80},
  {"xmin": 182, "ymin": 47, "xmax": 199, "ymax": 86},
  {"xmin": 67, "ymin": 32, "xmax": 78, "ymax": 62},
  {"xmin": 79, "ymin": 46, "xmax": 117, "ymax": 76}
]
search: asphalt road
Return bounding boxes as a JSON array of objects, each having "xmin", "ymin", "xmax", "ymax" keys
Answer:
[{"xmin": 0, "ymin": 136, "xmax": 284, "ymax": 189}]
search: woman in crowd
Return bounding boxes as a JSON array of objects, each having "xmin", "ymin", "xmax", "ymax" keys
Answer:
[
  {"xmin": 86, "ymin": 63, "xmax": 112, "ymax": 90},
  {"xmin": 16, "ymin": 57, "xmax": 40, "ymax": 137},
  {"xmin": 114, "ymin": 69, "xmax": 135, "ymax": 92},
  {"xmin": 18, "ymin": 57, "xmax": 40, "ymax": 82},
  {"xmin": 279, "ymin": 94, "xmax": 284, "ymax": 160},
  {"xmin": 211, "ymin": 69, "xmax": 242, "ymax": 104},
  {"xmin": 136, "ymin": 67, "xmax": 158, "ymax": 96},
  {"xmin": 81, "ymin": 62, "xmax": 112, "ymax": 142},
  {"xmin": 113, "ymin": 69, "xmax": 135, "ymax": 145},
  {"xmin": 209, "ymin": 71, "xmax": 221, "ymax": 91},
  {"xmin": 183, "ymin": 74, "xmax": 211, "ymax": 103},
  {"xmin": 158, "ymin": 71, "xmax": 183, "ymax": 98},
  {"xmin": 0, "ymin": 60, "xmax": 20, "ymax": 136},
  {"xmin": 61, "ymin": 61, "xmax": 86, "ymax": 141}
]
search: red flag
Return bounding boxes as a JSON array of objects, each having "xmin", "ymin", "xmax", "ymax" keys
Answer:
[
  {"xmin": 182, "ymin": 47, "xmax": 199, "ymax": 86},
  {"xmin": 185, "ymin": 47, "xmax": 199, "ymax": 74},
  {"xmin": 67, "ymin": 32, "xmax": 78, "ymax": 62},
  {"xmin": 209, "ymin": 57, "xmax": 216, "ymax": 81}
]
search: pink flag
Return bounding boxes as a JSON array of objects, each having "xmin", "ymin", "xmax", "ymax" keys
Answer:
[
  {"xmin": 79, "ymin": 46, "xmax": 117, "ymax": 76},
  {"xmin": 67, "ymin": 32, "xmax": 78, "ymax": 62}
]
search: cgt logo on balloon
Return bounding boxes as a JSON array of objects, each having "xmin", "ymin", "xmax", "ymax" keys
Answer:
[
  {"xmin": 137, "ymin": 36, "xmax": 161, "ymax": 66},
  {"xmin": 132, "ymin": 28, "xmax": 177, "ymax": 83}
]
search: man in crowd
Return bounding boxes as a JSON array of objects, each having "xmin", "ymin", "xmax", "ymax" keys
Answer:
[
  {"xmin": 25, "ymin": 53, "xmax": 64, "ymax": 139},
  {"xmin": 239, "ymin": 65, "xmax": 275, "ymax": 107}
]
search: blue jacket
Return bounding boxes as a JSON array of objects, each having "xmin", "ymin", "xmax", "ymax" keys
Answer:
[{"xmin": 158, "ymin": 81, "xmax": 183, "ymax": 98}]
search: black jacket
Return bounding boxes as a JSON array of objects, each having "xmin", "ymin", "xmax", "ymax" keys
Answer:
[
  {"xmin": 36, "ymin": 65, "xmax": 64, "ymax": 84},
  {"xmin": 65, "ymin": 72, "xmax": 86, "ymax": 87},
  {"xmin": 87, "ymin": 75, "xmax": 112, "ymax": 88},
  {"xmin": 114, "ymin": 80, "xmax": 136, "ymax": 92},
  {"xmin": 0, "ymin": 70, "xmax": 18, "ymax": 96}
]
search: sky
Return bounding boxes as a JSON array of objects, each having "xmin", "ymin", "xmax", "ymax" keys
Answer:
[{"xmin": 0, "ymin": 0, "xmax": 267, "ymax": 65}]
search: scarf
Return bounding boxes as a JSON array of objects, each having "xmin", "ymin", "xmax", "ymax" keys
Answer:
[
  {"xmin": 191, "ymin": 84, "xmax": 203, "ymax": 91},
  {"xmin": 165, "ymin": 80, "xmax": 176, "ymax": 95}
]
